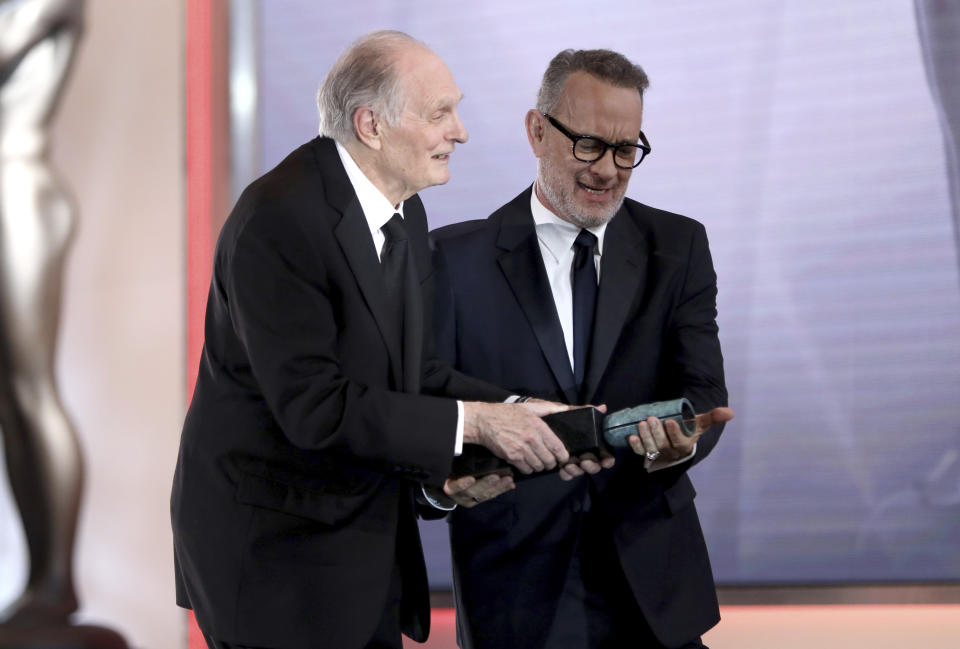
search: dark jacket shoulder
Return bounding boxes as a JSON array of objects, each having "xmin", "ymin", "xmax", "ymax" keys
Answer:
[
  {"xmin": 222, "ymin": 137, "xmax": 330, "ymax": 236},
  {"xmin": 430, "ymin": 218, "xmax": 490, "ymax": 245},
  {"xmin": 621, "ymin": 197, "xmax": 704, "ymax": 235}
]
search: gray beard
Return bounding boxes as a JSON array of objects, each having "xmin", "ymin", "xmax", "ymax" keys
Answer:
[
  {"xmin": 536, "ymin": 154, "xmax": 624, "ymax": 228},
  {"xmin": 537, "ymin": 174, "xmax": 622, "ymax": 228}
]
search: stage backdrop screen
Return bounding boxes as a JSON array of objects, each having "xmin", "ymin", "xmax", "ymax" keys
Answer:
[{"xmin": 252, "ymin": 0, "xmax": 960, "ymax": 587}]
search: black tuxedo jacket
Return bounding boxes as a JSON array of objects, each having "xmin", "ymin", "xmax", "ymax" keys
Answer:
[
  {"xmin": 171, "ymin": 137, "xmax": 508, "ymax": 649},
  {"xmin": 432, "ymin": 187, "xmax": 727, "ymax": 649}
]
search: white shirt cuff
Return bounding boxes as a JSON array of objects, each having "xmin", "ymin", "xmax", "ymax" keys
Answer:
[{"xmin": 454, "ymin": 400, "xmax": 464, "ymax": 456}]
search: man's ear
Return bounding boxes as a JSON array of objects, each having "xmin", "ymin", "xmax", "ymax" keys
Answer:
[
  {"xmin": 353, "ymin": 106, "xmax": 382, "ymax": 150},
  {"xmin": 525, "ymin": 109, "xmax": 545, "ymax": 157}
]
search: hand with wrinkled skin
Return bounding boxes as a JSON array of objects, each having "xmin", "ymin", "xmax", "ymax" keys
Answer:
[
  {"xmin": 443, "ymin": 473, "xmax": 516, "ymax": 508},
  {"xmin": 462, "ymin": 400, "xmax": 570, "ymax": 474},
  {"xmin": 504, "ymin": 399, "xmax": 615, "ymax": 481},
  {"xmin": 628, "ymin": 406, "xmax": 734, "ymax": 467}
]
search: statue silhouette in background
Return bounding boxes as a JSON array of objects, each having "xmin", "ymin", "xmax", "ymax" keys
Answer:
[
  {"xmin": 916, "ymin": 0, "xmax": 960, "ymax": 266},
  {"xmin": 855, "ymin": 0, "xmax": 960, "ymax": 578},
  {"xmin": 0, "ymin": 0, "xmax": 124, "ymax": 646}
]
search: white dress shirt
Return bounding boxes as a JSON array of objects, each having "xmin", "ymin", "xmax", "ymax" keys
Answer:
[
  {"xmin": 530, "ymin": 184, "xmax": 694, "ymax": 471},
  {"xmin": 529, "ymin": 186, "xmax": 607, "ymax": 369},
  {"xmin": 336, "ymin": 140, "xmax": 405, "ymax": 261}
]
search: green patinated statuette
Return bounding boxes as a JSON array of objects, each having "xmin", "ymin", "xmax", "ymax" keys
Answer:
[{"xmin": 603, "ymin": 398, "xmax": 696, "ymax": 446}]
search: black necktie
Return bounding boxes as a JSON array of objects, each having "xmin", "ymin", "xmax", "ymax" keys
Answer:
[
  {"xmin": 381, "ymin": 213, "xmax": 408, "ymax": 331},
  {"xmin": 572, "ymin": 229, "xmax": 598, "ymax": 388}
]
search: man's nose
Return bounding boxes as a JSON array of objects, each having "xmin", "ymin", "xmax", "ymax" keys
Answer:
[
  {"xmin": 589, "ymin": 146, "xmax": 619, "ymax": 177},
  {"xmin": 450, "ymin": 110, "xmax": 469, "ymax": 143}
]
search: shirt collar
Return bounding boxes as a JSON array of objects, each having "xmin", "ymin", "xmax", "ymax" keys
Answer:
[
  {"xmin": 336, "ymin": 140, "xmax": 404, "ymax": 232},
  {"xmin": 530, "ymin": 182, "xmax": 607, "ymax": 264}
]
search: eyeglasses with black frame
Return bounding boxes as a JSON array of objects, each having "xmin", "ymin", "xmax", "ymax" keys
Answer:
[{"xmin": 542, "ymin": 113, "xmax": 651, "ymax": 169}]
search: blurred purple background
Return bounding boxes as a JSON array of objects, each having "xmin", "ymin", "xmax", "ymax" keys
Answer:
[{"xmin": 255, "ymin": 0, "xmax": 960, "ymax": 587}]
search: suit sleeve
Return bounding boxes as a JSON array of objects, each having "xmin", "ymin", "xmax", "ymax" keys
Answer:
[
  {"xmin": 419, "ymin": 234, "xmax": 511, "ymax": 402},
  {"xmin": 219, "ymin": 206, "xmax": 458, "ymax": 481},
  {"xmin": 673, "ymin": 222, "xmax": 728, "ymax": 466}
]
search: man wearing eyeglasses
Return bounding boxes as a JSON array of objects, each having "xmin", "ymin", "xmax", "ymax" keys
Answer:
[{"xmin": 432, "ymin": 49, "xmax": 733, "ymax": 649}]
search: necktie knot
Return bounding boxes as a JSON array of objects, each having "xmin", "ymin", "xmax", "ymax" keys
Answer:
[
  {"xmin": 574, "ymin": 228, "xmax": 597, "ymax": 251},
  {"xmin": 382, "ymin": 213, "xmax": 407, "ymax": 244},
  {"xmin": 573, "ymin": 229, "xmax": 597, "ymax": 272}
]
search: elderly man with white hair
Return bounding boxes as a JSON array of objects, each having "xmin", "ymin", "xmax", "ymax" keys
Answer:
[{"xmin": 171, "ymin": 31, "xmax": 572, "ymax": 649}]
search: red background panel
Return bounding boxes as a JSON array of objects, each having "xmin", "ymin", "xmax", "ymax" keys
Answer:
[{"xmin": 185, "ymin": 0, "xmax": 229, "ymax": 647}]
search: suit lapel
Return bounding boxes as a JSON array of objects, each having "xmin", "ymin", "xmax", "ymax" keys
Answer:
[
  {"xmin": 496, "ymin": 190, "xmax": 579, "ymax": 404},
  {"xmin": 582, "ymin": 207, "xmax": 648, "ymax": 403},
  {"xmin": 314, "ymin": 138, "xmax": 405, "ymax": 390}
]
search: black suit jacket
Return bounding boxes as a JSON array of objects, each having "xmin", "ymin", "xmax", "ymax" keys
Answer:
[
  {"xmin": 171, "ymin": 137, "xmax": 509, "ymax": 649},
  {"xmin": 432, "ymin": 187, "xmax": 727, "ymax": 649}
]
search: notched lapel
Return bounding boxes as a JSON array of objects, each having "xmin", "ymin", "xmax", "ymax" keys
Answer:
[
  {"xmin": 309, "ymin": 138, "xmax": 405, "ymax": 391},
  {"xmin": 497, "ymin": 218, "xmax": 579, "ymax": 404},
  {"xmin": 333, "ymin": 202, "xmax": 405, "ymax": 390},
  {"xmin": 582, "ymin": 210, "xmax": 648, "ymax": 403}
]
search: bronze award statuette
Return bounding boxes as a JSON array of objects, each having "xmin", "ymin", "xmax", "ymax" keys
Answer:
[{"xmin": 450, "ymin": 398, "xmax": 696, "ymax": 479}]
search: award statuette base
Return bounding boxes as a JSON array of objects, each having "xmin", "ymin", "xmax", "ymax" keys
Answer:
[
  {"xmin": 450, "ymin": 407, "xmax": 604, "ymax": 479},
  {"xmin": 449, "ymin": 447, "xmax": 513, "ymax": 479}
]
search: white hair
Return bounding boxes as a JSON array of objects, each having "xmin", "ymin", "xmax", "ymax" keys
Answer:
[{"xmin": 316, "ymin": 30, "xmax": 424, "ymax": 143}]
